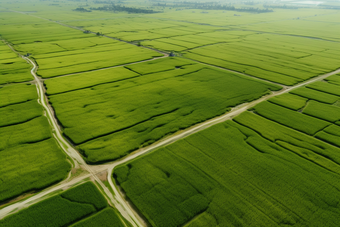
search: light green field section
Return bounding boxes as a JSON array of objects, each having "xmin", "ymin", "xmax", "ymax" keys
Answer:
[
  {"xmin": 0, "ymin": 41, "xmax": 32, "ymax": 84},
  {"xmin": 238, "ymin": 18, "xmax": 340, "ymax": 42},
  {"xmin": 0, "ymin": 13, "xmax": 162, "ymax": 78},
  {"xmin": 45, "ymin": 59, "xmax": 281, "ymax": 163},
  {"xmin": 0, "ymin": 83, "xmax": 37, "ymax": 107},
  {"xmin": 183, "ymin": 32, "xmax": 340, "ymax": 85},
  {"xmin": 268, "ymin": 93, "xmax": 308, "ymax": 110},
  {"xmin": 0, "ymin": 182, "xmax": 125, "ymax": 227},
  {"xmin": 0, "ymin": 84, "xmax": 70, "ymax": 202}
]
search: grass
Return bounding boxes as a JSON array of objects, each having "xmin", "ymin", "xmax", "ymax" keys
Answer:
[
  {"xmin": 268, "ymin": 93, "xmax": 307, "ymax": 110},
  {"xmin": 326, "ymin": 74, "xmax": 340, "ymax": 86},
  {"xmin": 252, "ymin": 101, "xmax": 330, "ymax": 135},
  {"xmin": 307, "ymin": 81, "xmax": 340, "ymax": 96},
  {"xmin": 113, "ymin": 119, "xmax": 340, "ymax": 227},
  {"xmin": 46, "ymin": 61, "xmax": 281, "ymax": 163},
  {"xmin": 44, "ymin": 67, "xmax": 139, "ymax": 95},
  {"xmin": 290, "ymin": 86, "xmax": 340, "ymax": 104},
  {"xmin": 0, "ymin": 83, "xmax": 70, "ymax": 202},
  {"xmin": 0, "ymin": 41, "xmax": 32, "ymax": 84},
  {"xmin": 181, "ymin": 32, "xmax": 340, "ymax": 85},
  {"xmin": 0, "ymin": 138, "xmax": 71, "ymax": 202},
  {"xmin": 0, "ymin": 83, "xmax": 37, "ymax": 107},
  {"xmin": 0, "ymin": 182, "xmax": 125, "ymax": 227},
  {"xmin": 70, "ymin": 208, "xmax": 126, "ymax": 227},
  {"xmin": 0, "ymin": 116, "xmax": 51, "ymax": 150},
  {"xmin": 0, "ymin": 100, "xmax": 42, "ymax": 127},
  {"xmin": 303, "ymin": 100, "xmax": 340, "ymax": 122},
  {"xmin": 234, "ymin": 111, "xmax": 340, "ymax": 170},
  {"xmin": 61, "ymin": 182, "xmax": 108, "ymax": 210}
]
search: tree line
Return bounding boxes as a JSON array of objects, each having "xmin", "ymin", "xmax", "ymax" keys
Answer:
[{"xmin": 90, "ymin": 4, "xmax": 160, "ymax": 13}]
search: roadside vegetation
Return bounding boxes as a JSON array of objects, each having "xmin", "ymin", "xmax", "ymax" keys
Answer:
[
  {"xmin": 45, "ymin": 58, "xmax": 281, "ymax": 163},
  {"xmin": 1, "ymin": 0, "xmax": 340, "ymax": 226},
  {"xmin": 114, "ymin": 78, "xmax": 340, "ymax": 227},
  {"xmin": 0, "ymin": 182, "xmax": 126, "ymax": 227},
  {"xmin": 0, "ymin": 83, "xmax": 71, "ymax": 203}
]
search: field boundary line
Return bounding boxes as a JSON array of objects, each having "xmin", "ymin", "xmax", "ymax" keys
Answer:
[
  {"xmin": 181, "ymin": 56, "xmax": 289, "ymax": 87},
  {"xmin": 0, "ymin": 42, "xmax": 146, "ymax": 227},
  {"xmin": 101, "ymin": 66, "xmax": 340, "ymax": 175},
  {"xmin": 43, "ymin": 55, "xmax": 168, "ymax": 80}
]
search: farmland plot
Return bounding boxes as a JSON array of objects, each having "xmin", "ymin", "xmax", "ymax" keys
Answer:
[
  {"xmin": 183, "ymin": 32, "xmax": 340, "ymax": 85},
  {"xmin": 0, "ymin": 83, "xmax": 70, "ymax": 202},
  {"xmin": 114, "ymin": 118, "xmax": 340, "ymax": 227},
  {"xmin": 45, "ymin": 58, "xmax": 281, "ymax": 163},
  {"xmin": 0, "ymin": 13, "xmax": 162, "ymax": 78},
  {"xmin": 112, "ymin": 77, "xmax": 340, "ymax": 227},
  {"xmin": 0, "ymin": 41, "xmax": 32, "ymax": 84},
  {"xmin": 0, "ymin": 182, "xmax": 125, "ymax": 227}
]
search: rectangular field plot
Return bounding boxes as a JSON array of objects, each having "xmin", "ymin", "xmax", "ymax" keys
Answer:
[
  {"xmin": 183, "ymin": 32, "xmax": 340, "ymax": 85},
  {"xmin": 45, "ymin": 58, "xmax": 281, "ymax": 163},
  {"xmin": 0, "ymin": 84, "xmax": 71, "ymax": 202},
  {"xmin": 0, "ymin": 41, "xmax": 32, "ymax": 84},
  {"xmin": 238, "ymin": 19, "xmax": 340, "ymax": 42},
  {"xmin": 32, "ymin": 38, "xmax": 162, "ymax": 78},
  {"xmin": 0, "ymin": 13, "xmax": 163, "ymax": 78},
  {"xmin": 113, "ymin": 117, "xmax": 340, "ymax": 227},
  {"xmin": 0, "ymin": 182, "xmax": 126, "ymax": 227}
]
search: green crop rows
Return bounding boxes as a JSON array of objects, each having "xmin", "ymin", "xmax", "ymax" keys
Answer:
[
  {"xmin": 1, "ymin": 1, "xmax": 340, "ymax": 226},
  {"xmin": 0, "ymin": 41, "xmax": 32, "ymax": 84},
  {"xmin": 113, "ymin": 79, "xmax": 340, "ymax": 226},
  {"xmin": 45, "ymin": 58, "xmax": 281, "ymax": 163},
  {"xmin": 0, "ymin": 82, "xmax": 71, "ymax": 202},
  {"xmin": 0, "ymin": 182, "xmax": 125, "ymax": 227}
]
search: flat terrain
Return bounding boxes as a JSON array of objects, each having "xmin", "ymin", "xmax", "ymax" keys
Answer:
[
  {"xmin": 0, "ymin": 181, "xmax": 125, "ymax": 227},
  {"xmin": 0, "ymin": 0, "xmax": 340, "ymax": 226},
  {"xmin": 114, "ymin": 78, "xmax": 340, "ymax": 227},
  {"xmin": 45, "ymin": 57, "xmax": 281, "ymax": 162},
  {"xmin": 0, "ymin": 45, "xmax": 71, "ymax": 203}
]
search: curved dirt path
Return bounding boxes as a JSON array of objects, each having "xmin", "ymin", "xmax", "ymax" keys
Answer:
[
  {"xmin": 0, "ymin": 52, "xmax": 144, "ymax": 227},
  {"xmin": 93, "ymin": 67, "xmax": 340, "ymax": 226},
  {"xmin": 26, "ymin": 57, "xmax": 145, "ymax": 227}
]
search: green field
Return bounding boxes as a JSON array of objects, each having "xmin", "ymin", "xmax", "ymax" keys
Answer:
[
  {"xmin": 0, "ymin": 85, "xmax": 70, "ymax": 202},
  {"xmin": 45, "ymin": 58, "xmax": 281, "ymax": 163},
  {"xmin": 1, "ymin": 1, "xmax": 340, "ymax": 226},
  {"xmin": 0, "ymin": 182, "xmax": 125, "ymax": 227},
  {"xmin": 0, "ymin": 41, "xmax": 32, "ymax": 84},
  {"xmin": 114, "ymin": 118, "xmax": 340, "ymax": 226},
  {"xmin": 113, "ymin": 78, "xmax": 340, "ymax": 226}
]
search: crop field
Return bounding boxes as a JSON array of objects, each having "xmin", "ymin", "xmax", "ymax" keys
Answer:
[
  {"xmin": 0, "ymin": 41, "xmax": 32, "ymax": 84},
  {"xmin": 0, "ymin": 181, "xmax": 125, "ymax": 227},
  {"xmin": 0, "ymin": 13, "xmax": 162, "ymax": 78},
  {"xmin": 0, "ymin": 82, "xmax": 70, "ymax": 202},
  {"xmin": 113, "ymin": 78, "xmax": 340, "ymax": 227},
  {"xmin": 1, "ymin": 1, "xmax": 340, "ymax": 226},
  {"xmin": 44, "ymin": 58, "xmax": 281, "ymax": 163},
  {"xmin": 182, "ymin": 32, "xmax": 340, "ymax": 85},
  {"xmin": 238, "ymin": 16, "xmax": 340, "ymax": 42}
]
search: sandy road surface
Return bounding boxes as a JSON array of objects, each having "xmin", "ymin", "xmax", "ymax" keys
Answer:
[
  {"xmin": 0, "ymin": 50, "xmax": 144, "ymax": 227},
  {"xmin": 1, "ymin": 48, "xmax": 340, "ymax": 226}
]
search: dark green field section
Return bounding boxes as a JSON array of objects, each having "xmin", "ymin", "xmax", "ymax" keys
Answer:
[
  {"xmin": 0, "ymin": 41, "xmax": 32, "ymax": 84},
  {"xmin": 45, "ymin": 58, "xmax": 281, "ymax": 163},
  {"xmin": 114, "ymin": 118, "xmax": 340, "ymax": 227},
  {"xmin": 113, "ymin": 79, "xmax": 340, "ymax": 227},
  {"xmin": 0, "ymin": 182, "xmax": 125, "ymax": 227},
  {"xmin": 0, "ymin": 83, "xmax": 70, "ymax": 202}
]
